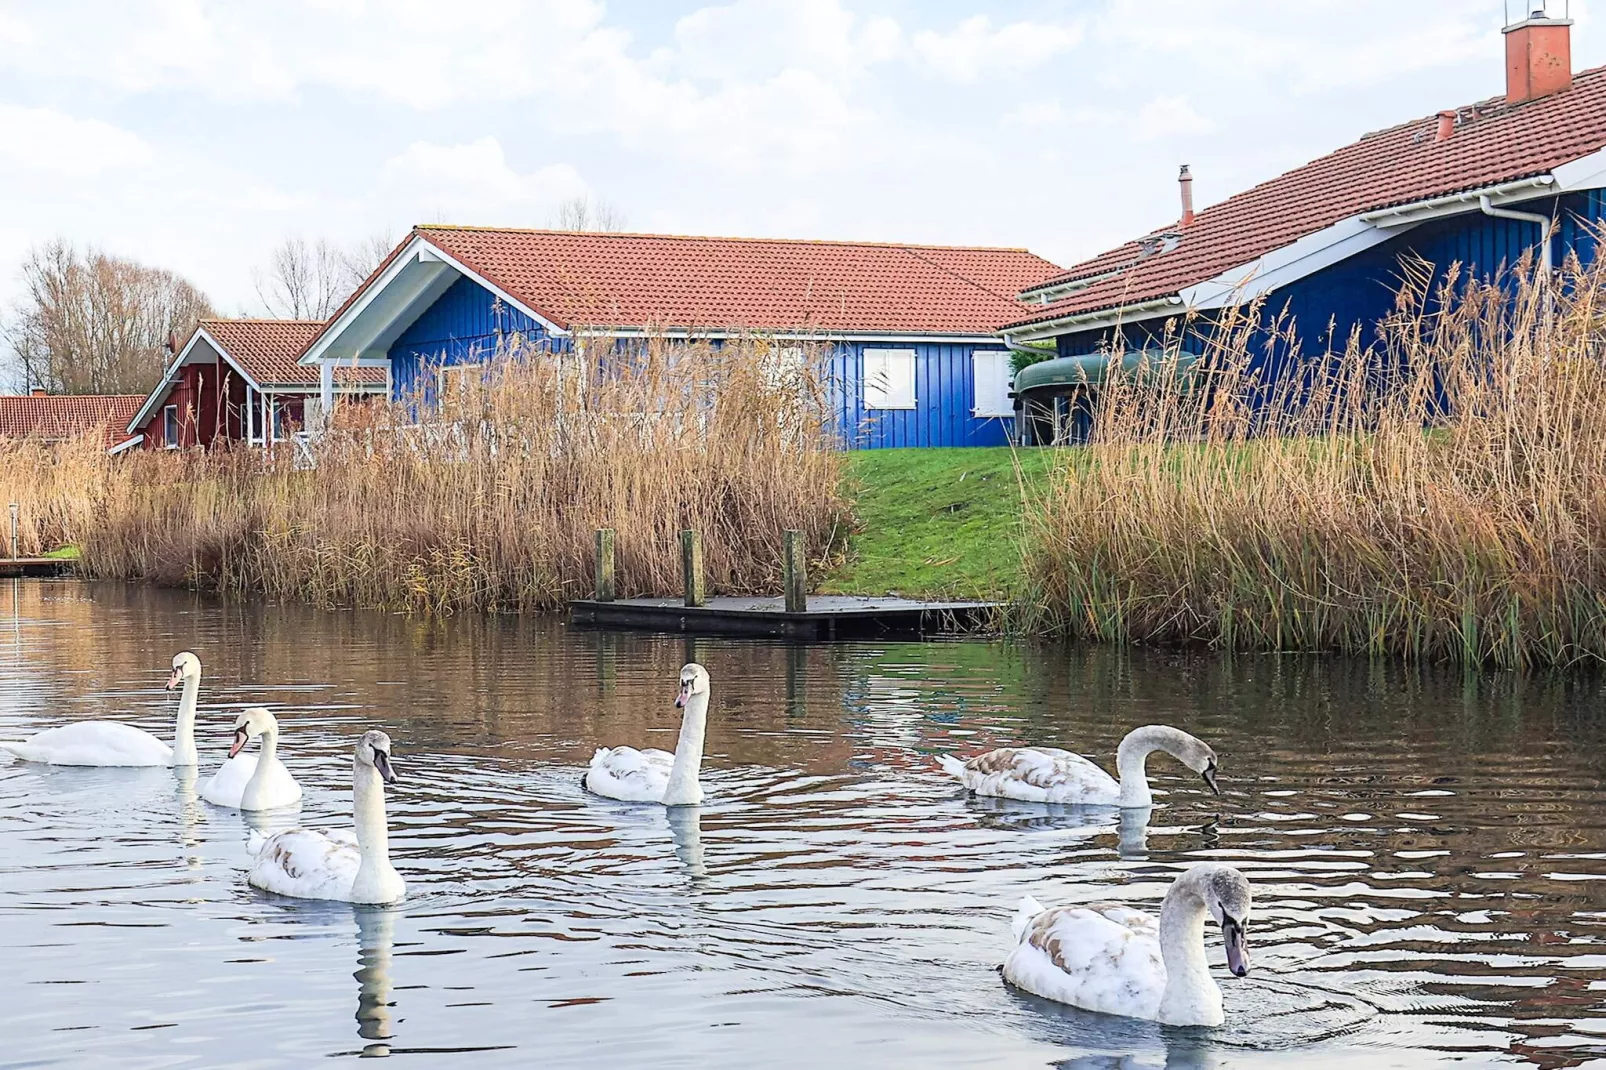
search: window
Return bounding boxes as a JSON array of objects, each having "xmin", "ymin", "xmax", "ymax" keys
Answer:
[
  {"xmin": 437, "ymin": 362, "xmax": 486, "ymax": 399},
  {"xmin": 162, "ymin": 405, "xmax": 178, "ymax": 448},
  {"xmin": 270, "ymin": 400, "xmax": 286, "ymax": 442},
  {"xmin": 863, "ymin": 348, "xmax": 916, "ymax": 410},
  {"xmin": 972, "ymin": 350, "xmax": 1014, "ymax": 417},
  {"xmin": 763, "ymin": 345, "xmax": 808, "ymax": 390}
]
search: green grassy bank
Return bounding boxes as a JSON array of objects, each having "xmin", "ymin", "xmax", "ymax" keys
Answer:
[{"xmin": 819, "ymin": 447, "xmax": 1049, "ymax": 600}]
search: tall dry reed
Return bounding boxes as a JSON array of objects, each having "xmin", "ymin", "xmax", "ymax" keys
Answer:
[
  {"xmin": 0, "ymin": 435, "xmax": 108, "ymax": 556},
  {"xmin": 1023, "ymin": 252, "xmax": 1606, "ymax": 669},
  {"xmin": 79, "ymin": 336, "xmax": 849, "ymax": 612}
]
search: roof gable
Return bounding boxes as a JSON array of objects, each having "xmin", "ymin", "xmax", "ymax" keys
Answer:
[{"xmin": 1009, "ymin": 64, "xmax": 1606, "ymax": 331}]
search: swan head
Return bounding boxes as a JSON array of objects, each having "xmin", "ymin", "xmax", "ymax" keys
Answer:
[
  {"xmin": 1202, "ymin": 865, "xmax": 1253, "ymax": 978},
  {"xmin": 228, "ymin": 707, "xmax": 277, "ymax": 757},
  {"xmin": 357, "ymin": 730, "xmax": 397, "ymax": 785},
  {"xmin": 1169, "ymin": 729, "xmax": 1221, "ymax": 795},
  {"xmin": 675, "ymin": 663, "xmax": 710, "ymax": 709},
  {"xmin": 167, "ymin": 651, "xmax": 201, "ymax": 691}
]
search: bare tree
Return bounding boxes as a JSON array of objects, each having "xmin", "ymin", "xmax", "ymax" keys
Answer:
[
  {"xmin": 252, "ymin": 233, "xmax": 394, "ymax": 320},
  {"xmin": 5, "ymin": 240, "xmax": 213, "ymax": 395},
  {"xmin": 549, "ymin": 195, "xmax": 628, "ymax": 232}
]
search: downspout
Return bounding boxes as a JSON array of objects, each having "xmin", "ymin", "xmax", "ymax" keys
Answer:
[
  {"xmin": 1479, "ymin": 194, "xmax": 1554, "ymax": 275},
  {"xmin": 1001, "ymin": 335, "xmax": 1054, "ymax": 446}
]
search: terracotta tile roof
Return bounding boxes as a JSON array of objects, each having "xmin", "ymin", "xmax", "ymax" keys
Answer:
[
  {"xmin": 199, "ymin": 319, "xmax": 384, "ymax": 386},
  {"xmin": 0, "ymin": 394, "xmax": 144, "ymax": 447},
  {"xmin": 1007, "ymin": 65, "xmax": 1606, "ymax": 330},
  {"xmin": 405, "ymin": 227, "xmax": 1064, "ymax": 335}
]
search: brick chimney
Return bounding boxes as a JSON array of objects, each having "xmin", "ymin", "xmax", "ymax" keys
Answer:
[
  {"xmin": 1178, "ymin": 164, "xmax": 1195, "ymax": 227},
  {"xmin": 1504, "ymin": 4, "xmax": 1573, "ymax": 104},
  {"xmin": 29, "ymin": 388, "xmax": 46, "ymax": 397}
]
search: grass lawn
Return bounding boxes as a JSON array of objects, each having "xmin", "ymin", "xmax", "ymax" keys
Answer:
[
  {"xmin": 820, "ymin": 447, "xmax": 1054, "ymax": 600},
  {"xmin": 40, "ymin": 545, "xmax": 81, "ymax": 560}
]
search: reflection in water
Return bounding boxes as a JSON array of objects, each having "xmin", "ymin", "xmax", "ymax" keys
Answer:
[
  {"xmin": 2, "ymin": 580, "xmax": 1606, "ymax": 1068},
  {"xmin": 355, "ymin": 908, "xmax": 397, "ymax": 1057}
]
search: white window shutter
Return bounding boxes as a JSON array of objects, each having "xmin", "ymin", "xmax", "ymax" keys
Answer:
[
  {"xmin": 864, "ymin": 349, "xmax": 916, "ymax": 409},
  {"xmin": 972, "ymin": 350, "xmax": 1013, "ymax": 417}
]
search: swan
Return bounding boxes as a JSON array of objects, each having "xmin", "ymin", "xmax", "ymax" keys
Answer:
[
  {"xmin": 247, "ymin": 730, "xmax": 405, "ymax": 904},
  {"xmin": 938, "ymin": 725, "xmax": 1220, "ymax": 807},
  {"xmin": 0, "ymin": 651, "xmax": 205, "ymax": 767},
  {"xmin": 224, "ymin": 707, "xmax": 303, "ymax": 810},
  {"xmin": 1004, "ymin": 863, "xmax": 1253, "ymax": 1027},
  {"xmin": 586, "ymin": 663, "xmax": 709, "ymax": 805}
]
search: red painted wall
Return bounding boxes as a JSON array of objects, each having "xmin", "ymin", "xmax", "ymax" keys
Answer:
[{"xmin": 133, "ymin": 362, "xmax": 249, "ymax": 449}]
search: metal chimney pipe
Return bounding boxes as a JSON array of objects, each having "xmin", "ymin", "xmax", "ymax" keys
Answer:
[{"xmin": 1178, "ymin": 164, "xmax": 1195, "ymax": 227}]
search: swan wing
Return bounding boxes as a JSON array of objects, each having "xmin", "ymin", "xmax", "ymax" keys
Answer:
[
  {"xmin": 948, "ymin": 747, "xmax": 1120, "ymax": 804},
  {"xmin": 586, "ymin": 746, "xmax": 675, "ymax": 803},
  {"xmin": 1003, "ymin": 899, "xmax": 1165, "ymax": 1020},
  {"xmin": 0, "ymin": 721, "xmax": 173, "ymax": 767},
  {"xmin": 199, "ymin": 753, "xmax": 260, "ymax": 808},
  {"xmin": 247, "ymin": 828, "xmax": 361, "ymax": 901}
]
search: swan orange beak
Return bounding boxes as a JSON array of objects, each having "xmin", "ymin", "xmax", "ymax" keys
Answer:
[
  {"xmin": 675, "ymin": 681, "xmax": 690, "ymax": 709},
  {"xmin": 166, "ymin": 667, "xmax": 183, "ymax": 691},
  {"xmin": 1223, "ymin": 915, "xmax": 1249, "ymax": 977},
  {"xmin": 227, "ymin": 728, "xmax": 249, "ymax": 758}
]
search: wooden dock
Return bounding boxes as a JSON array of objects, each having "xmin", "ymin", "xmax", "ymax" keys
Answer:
[
  {"xmin": 569, "ymin": 594, "xmax": 1002, "ymax": 640},
  {"xmin": 0, "ymin": 558, "xmax": 74, "ymax": 578}
]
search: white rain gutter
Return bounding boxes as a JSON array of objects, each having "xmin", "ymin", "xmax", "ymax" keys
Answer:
[
  {"xmin": 1000, "ymin": 295, "xmax": 1187, "ymax": 345},
  {"xmin": 1358, "ymin": 175, "xmax": 1555, "ymax": 228},
  {"xmin": 1479, "ymin": 194, "xmax": 1554, "ymax": 273}
]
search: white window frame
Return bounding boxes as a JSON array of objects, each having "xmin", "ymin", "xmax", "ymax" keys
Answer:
[
  {"xmin": 437, "ymin": 362, "xmax": 486, "ymax": 399},
  {"xmin": 863, "ymin": 348, "xmax": 916, "ymax": 410},
  {"xmin": 162, "ymin": 405, "xmax": 179, "ymax": 448},
  {"xmin": 971, "ymin": 350, "xmax": 1015, "ymax": 418}
]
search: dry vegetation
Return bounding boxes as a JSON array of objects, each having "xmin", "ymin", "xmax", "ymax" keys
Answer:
[
  {"xmin": 17, "ymin": 337, "xmax": 848, "ymax": 613},
  {"xmin": 1023, "ymin": 252, "xmax": 1606, "ymax": 668}
]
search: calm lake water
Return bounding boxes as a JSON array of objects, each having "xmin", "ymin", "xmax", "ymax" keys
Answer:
[{"xmin": 3, "ymin": 581, "xmax": 1606, "ymax": 1068}]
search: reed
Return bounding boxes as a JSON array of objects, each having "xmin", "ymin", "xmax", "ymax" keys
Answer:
[
  {"xmin": 1022, "ymin": 252, "xmax": 1606, "ymax": 669},
  {"xmin": 77, "ymin": 335, "xmax": 849, "ymax": 613},
  {"xmin": 0, "ymin": 434, "xmax": 108, "ymax": 556}
]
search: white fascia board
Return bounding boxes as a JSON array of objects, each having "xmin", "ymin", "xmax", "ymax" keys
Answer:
[
  {"xmin": 1551, "ymin": 145, "xmax": 1606, "ymax": 194},
  {"xmin": 125, "ymin": 329, "xmax": 265, "ymax": 431},
  {"xmin": 107, "ymin": 434, "xmax": 143, "ymax": 456},
  {"xmin": 587, "ymin": 328, "xmax": 1006, "ymax": 344},
  {"xmin": 301, "ymin": 236, "xmax": 449, "ymax": 366},
  {"xmin": 413, "ymin": 239, "xmax": 568, "ymax": 338},
  {"xmin": 1182, "ymin": 214, "xmax": 1411, "ymax": 311},
  {"xmin": 998, "ymin": 297, "xmax": 1186, "ymax": 344}
]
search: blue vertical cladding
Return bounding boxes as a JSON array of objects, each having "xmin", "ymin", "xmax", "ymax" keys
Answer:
[
  {"xmin": 387, "ymin": 275, "xmax": 563, "ymax": 398},
  {"xmin": 1055, "ymin": 191, "xmax": 1606, "ymax": 366},
  {"xmin": 829, "ymin": 341, "xmax": 1013, "ymax": 448}
]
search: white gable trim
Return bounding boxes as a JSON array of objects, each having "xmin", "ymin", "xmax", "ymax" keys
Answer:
[
  {"xmin": 299, "ymin": 234, "xmax": 568, "ymax": 369},
  {"xmin": 126, "ymin": 328, "xmax": 265, "ymax": 433}
]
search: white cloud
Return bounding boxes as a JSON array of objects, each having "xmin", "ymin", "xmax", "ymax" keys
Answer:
[
  {"xmin": 1133, "ymin": 95, "xmax": 1214, "ymax": 142},
  {"xmin": 378, "ymin": 138, "xmax": 589, "ymax": 222},
  {"xmin": 0, "ymin": 105, "xmax": 154, "ymax": 177},
  {"xmin": 911, "ymin": 15, "xmax": 1083, "ymax": 82}
]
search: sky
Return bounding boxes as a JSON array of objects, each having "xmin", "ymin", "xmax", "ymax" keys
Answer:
[{"xmin": 0, "ymin": 0, "xmax": 1595, "ymax": 315}]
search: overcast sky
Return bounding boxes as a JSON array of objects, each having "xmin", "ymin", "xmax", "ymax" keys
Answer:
[{"xmin": 0, "ymin": 0, "xmax": 1594, "ymax": 314}]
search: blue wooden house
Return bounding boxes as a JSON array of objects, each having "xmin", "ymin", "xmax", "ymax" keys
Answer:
[
  {"xmin": 296, "ymin": 226, "xmax": 1062, "ymax": 449},
  {"xmin": 1000, "ymin": 7, "xmax": 1606, "ymax": 442}
]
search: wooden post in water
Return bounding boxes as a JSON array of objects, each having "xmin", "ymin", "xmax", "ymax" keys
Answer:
[
  {"xmin": 594, "ymin": 528, "xmax": 616, "ymax": 602},
  {"xmin": 8, "ymin": 502, "xmax": 16, "ymax": 560},
  {"xmin": 783, "ymin": 530, "xmax": 807, "ymax": 613},
  {"xmin": 681, "ymin": 529, "xmax": 705, "ymax": 607}
]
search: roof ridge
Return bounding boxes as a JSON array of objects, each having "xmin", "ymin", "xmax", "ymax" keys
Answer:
[
  {"xmin": 415, "ymin": 223, "xmax": 1042, "ymax": 256},
  {"xmin": 202, "ymin": 317, "xmax": 325, "ymax": 325}
]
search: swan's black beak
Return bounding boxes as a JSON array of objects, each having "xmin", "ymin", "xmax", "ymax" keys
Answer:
[
  {"xmin": 373, "ymin": 750, "xmax": 397, "ymax": 785},
  {"xmin": 1222, "ymin": 915, "xmax": 1249, "ymax": 977},
  {"xmin": 227, "ymin": 728, "xmax": 249, "ymax": 759},
  {"xmin": 675, "ymin": 681, "xmax": 690, "ymax": 709},
  {"xmin": 1201, "ymin": 762, "xmax": 1220, "ymax": 795}
]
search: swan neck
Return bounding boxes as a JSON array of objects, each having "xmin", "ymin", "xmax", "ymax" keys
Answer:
[
  {"xmin": 1157, "ymin": 876, "xmax": 1223, "ymax": 1025},
  {"xmin": 171, "ymin": 676, "xmax": 200, "ymax": 766},
  {"xmin": 1114, "ymin": 729, "xmax": 1157, "ymax": 806},
  {"xmin": 353, "ymin": 763, "xmax": 394, "ymax": 882},
  {"xmin": 663, "ymin": 691, "xmax": 708, "ymax": 805}
]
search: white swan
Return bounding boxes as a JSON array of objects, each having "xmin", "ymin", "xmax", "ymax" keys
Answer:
[
  {"xmin": 586, "ymin": 663, "xmax": 709, "ymax": 805},
  {"xmin": 938, "ymin": 725, "xmax": 1220, "ymax": 807},
  {"xmin": 224, "ymin": 707, "xmax": 303, "ymax": 810},
  {"xmin": 0, "ymin": 651, "xmax": 205, "ymax": 767},
  {"xmin": 1004, "ymin": 863, "xmax": 1253, "ymax": 1027},
  {"xmin": 247, "ymin": 730, "xmax": 405, "ymax": 904}
]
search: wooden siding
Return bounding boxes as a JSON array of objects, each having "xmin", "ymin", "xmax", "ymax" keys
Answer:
[{"xmin": 388, "ymin": 275, "xmax": 554, "ymax": 399}]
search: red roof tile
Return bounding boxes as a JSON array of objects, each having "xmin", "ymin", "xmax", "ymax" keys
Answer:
[
  {"xmin": 1008, "ymin": 65, "xmax": 1606, "ymax": 330},
  {"xmin": 410, "ymin": 227, "xmax": 1064, "ymax": 335},
  {"xmin": 198, "ymin": 319, "xmax": 384, "ymax": 386},
  {"xmin": 0, "ymin": 394, "xmax": 144, "ymax": 447}
]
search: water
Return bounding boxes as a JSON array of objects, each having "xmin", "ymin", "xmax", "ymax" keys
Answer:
[{"xmin": 3, "ymin": 581, "xmax": 1606, "ymax": 1069}]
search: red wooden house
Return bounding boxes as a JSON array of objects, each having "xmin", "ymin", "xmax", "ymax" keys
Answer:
[{"xmin": 127, "ymin": 319, "xmax": 386, "ymax": 450}]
